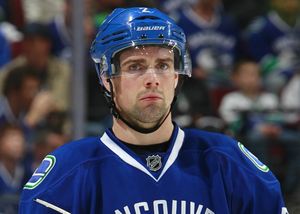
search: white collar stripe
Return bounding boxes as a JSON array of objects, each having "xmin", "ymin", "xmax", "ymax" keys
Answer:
[
  {"xmin": 100, "ymin": 133, "xmax": 156, "ymax": 180},
  {"xmin": 158, "ymin": 128, "xmax": 185, "ymax": 181},
  {"xmin": 100, "ymin": 128, "xmax": 185, "ymax": 182},
  {"xmin": 269, "ymin": 11, "xmax": 292, "ymax": 32}
]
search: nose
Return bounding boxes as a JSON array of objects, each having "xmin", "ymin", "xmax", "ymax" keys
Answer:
[{"xmin": 143, "ymin": 69, "xmax": 160, "ymax": 88}]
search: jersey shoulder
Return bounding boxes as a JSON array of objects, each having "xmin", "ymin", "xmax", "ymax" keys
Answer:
[
  {"xmin": 21, "ymin": 137, "xmax": 108, "ymax": 201},
  {"xmin": 183, "ymin": 129, "xmax": 275, "ymax": 180},
  {"xmin": 183, "ymin": 128, "xmax": 236, "ymax": 151}
]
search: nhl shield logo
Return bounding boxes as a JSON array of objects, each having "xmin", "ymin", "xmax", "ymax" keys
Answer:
[{"xmin": 146, "ymin": 155, "xmax": 162, "ymax": 172}]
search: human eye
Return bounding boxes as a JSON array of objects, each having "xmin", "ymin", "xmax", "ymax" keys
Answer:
[
  {"xmin": 129, "ymin": 63, "xmax": 143, "ymax": 71},
  {"xmin": 124, "ymin": 63, "xmax": 146, "ymax": 74},
  {"xmin": 156, "ymin": 62, "xmax": 171, "ymax": 73}
]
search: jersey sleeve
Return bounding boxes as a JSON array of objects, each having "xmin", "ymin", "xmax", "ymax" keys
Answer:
[
  {"xmin": 19, "ymin": 159, "xmax": 101, "ymax": 214},
  {"xmin": 230, "ymin": 163, "xmax": 287, "ymax": 214},
  {"xmin": 19, "ymin": 138, "xmax": 103, "ymax": 214},
  {"xmin": 244, "ymin": 17, "xmax": 272, "ymax": 62}
]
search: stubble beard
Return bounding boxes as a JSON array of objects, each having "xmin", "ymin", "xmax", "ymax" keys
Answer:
[{"xmin": 121, "ymin": 99, "xmax": 169, "ymax": 130}]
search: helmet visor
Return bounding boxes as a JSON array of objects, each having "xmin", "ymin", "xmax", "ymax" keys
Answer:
[{"xmin": 98, "ymin": 41, "xmax": 191, "ymax": 80}]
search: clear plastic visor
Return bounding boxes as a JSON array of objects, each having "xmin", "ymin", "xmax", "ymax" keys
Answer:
[
  {"xmin": 101, "ymin": 43, "xmax": 191, "ymax": 79},
  {"xmin": 114, "ymin": 45, "xmax": 179, "ymax": 78}
]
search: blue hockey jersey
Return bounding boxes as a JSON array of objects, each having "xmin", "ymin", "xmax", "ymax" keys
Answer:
[
  {"xmin": 19, "ymin": 125, "xmax": 288, "ymax": 213},
  {"xmin": 172, "ymin": 6, "xmax": 240, "ymax": 85},
  {"xmin": 245, "ymin": 11, "xmax": 300, "ymax": 78}
]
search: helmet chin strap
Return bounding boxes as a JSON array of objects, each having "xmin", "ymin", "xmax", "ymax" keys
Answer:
[{"xmin": 102, "ymin": 79, "xmax": 176, "ymax": 134}]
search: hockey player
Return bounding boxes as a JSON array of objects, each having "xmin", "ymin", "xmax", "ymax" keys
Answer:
[{"xmin": 19, "ymin": 7, "xmax": 288, "ymax": 214}]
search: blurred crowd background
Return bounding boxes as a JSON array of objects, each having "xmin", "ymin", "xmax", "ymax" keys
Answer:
[{"xmin": 0, "ymin": 0, "xmax": 299, "ymax": 213}]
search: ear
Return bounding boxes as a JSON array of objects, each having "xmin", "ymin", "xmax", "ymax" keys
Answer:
[
  {"xmin": 174, "ymin": 73, "xmax": 179, "ymax": 89},
  {"xmin": 101, "ymin": 77, "xmax": 110, "ymax": 92}
]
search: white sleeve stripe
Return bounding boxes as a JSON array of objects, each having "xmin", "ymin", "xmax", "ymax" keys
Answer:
[
  {"xmin": 281, "ymin": 207, "xmax": 289, "ymax": 214},
  {"xmin": 35, "ymin": 198, "xmax": 71, "ymax": 214}
]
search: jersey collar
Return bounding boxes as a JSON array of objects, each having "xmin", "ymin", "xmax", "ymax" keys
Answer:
[{"xmin": 100, "ymin": 124, "xmax": 185, "ymax": 182}]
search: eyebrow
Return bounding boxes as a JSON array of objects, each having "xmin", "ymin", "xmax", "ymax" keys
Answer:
[
  {"xmin": 121, "ymin": 57, "xmax": 174, "ymax": 67},
  {"xmin": 121, "ymin": 58, "xmax": 146, "ymax": 67},
  {"xmin": 155, "ymin": 57, "xmax": 174, "ymax": 63}
]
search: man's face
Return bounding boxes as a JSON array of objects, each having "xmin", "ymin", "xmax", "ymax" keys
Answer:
[
  {"xmin": 107, "ymin": 46, "xmax": 179, "ymax": 129},
  {"xmin": 0, "ymin": 129, "xmax": 25, "ymax": 161},
  {"xmin": 233, "ymin": 62, "xmax": 261, "ymax": 93},
  {"xmin": 35, "ymin": 133, "xmax": 66, "ymax": 163},
  {"xmin": 20, "ymin": 76, "xmax": 40, "ymax": 111},
  {"xmin": 23, "ymin": 37, "xmax": 51, "ymax": 69}
]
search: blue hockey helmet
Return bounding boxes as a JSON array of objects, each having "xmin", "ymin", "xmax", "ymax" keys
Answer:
[{"xmin": 90, "ymin": 7, "xmax": 191, "ymax": 85}]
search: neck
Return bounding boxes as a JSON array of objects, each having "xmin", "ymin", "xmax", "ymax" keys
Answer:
[{"xmin": 112, "ymin": 114, "xmax": 174, "ymax": 146}]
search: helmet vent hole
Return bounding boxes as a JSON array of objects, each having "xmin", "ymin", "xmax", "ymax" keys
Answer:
[
  {"xmin": 101, "ymin": 30, "xmax": 129, "ymax": 44},
  {"xmin": 140, "ymin": 34, "xmax": 147, "ymax": 39},
  {"xmin": 158, "ymin": 34, "xmax": 164, "ymax": 38},
  {"xmin": 172, "ymin": 31, "xmax": 185, "ymax": 43},
  {"xmin": 135, "ymin": 16, "xmax": 159, "ymax": 20}
]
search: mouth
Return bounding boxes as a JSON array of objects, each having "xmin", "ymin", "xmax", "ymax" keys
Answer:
[{"xmin": 140, "ymin": 93, "xmax": 163, "ymax": 101}]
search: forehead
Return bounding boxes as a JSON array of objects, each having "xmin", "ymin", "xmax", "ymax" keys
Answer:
[
  {"xmin": 237, "ymin": 62, "xmax": 260, "ymax": 75},
  {"xmin": 0, "ymin": 130, "xmax": 24, "ymax": 142},
  {"xmin": 239, "ymin": 62, "xmax": 259, "ymax": 71},
  {"xmin": 119, "ymin": 46, "xmax": 174, "ymax": 62}
]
